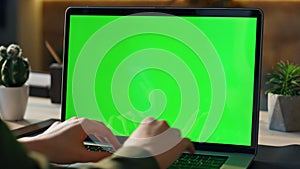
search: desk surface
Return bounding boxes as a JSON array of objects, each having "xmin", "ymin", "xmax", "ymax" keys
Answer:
[
  {"xmin": 252, "ymin": 145, "xmax": 300, "ymax": 169},
  {"xmin": 4, "ymin": 97, "xmax": 300, "ymax": 169},
  {"xmin": 5, "ymin": 97, "xmax": 60, "ymax": 130},
  {"xmin": 4, "ymin": 96, "xmax": 300, "ymax": 146}
]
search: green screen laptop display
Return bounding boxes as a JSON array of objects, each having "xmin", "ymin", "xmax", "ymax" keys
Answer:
[{"xmin": 63, "ymin": 9, "xmax": 259, "ymax": 147}]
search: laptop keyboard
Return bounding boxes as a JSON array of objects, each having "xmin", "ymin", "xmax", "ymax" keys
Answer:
[
  {"xmin": 169, "ymin": 153, "xmax": 228, "ymax": 169},
  {"xmin": 85, "ymin": 144, "xmax": 228, "ymax": 169},
  {"xmin": 84, "ymin": 144, "xmax": 114, "ymax": 154}
]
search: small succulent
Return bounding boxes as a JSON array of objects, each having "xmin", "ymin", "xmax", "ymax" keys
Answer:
[
  {"xmin": 265, "ymin": 60, "xmax": 300, "ymax": 96},
  {"xmin": 0, "ymin": 44, "xmax": 30, "ymax": 87}
]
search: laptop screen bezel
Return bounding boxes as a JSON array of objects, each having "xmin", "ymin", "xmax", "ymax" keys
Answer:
[{"xmin": 61, "ymin": 6, "xmax": 263, "ymax": 155}]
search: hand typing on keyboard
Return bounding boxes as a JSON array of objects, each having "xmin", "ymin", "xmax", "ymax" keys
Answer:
[
  {"xmin": 19, "ymin": 117, "xmax": 121, "ymax": 164},
  {"xmin": 123, "ymin": 117, "xmax": 195, "ymax": 169},
  {"xmin": 18, "ymin": 116, "xmax": 195, "ymax": 169}
]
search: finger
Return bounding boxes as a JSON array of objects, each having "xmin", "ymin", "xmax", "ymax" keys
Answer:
[
  {"xmin": 81, "ymin": 119, "xmax": 107, "ymax": 132},
  {"xmin": 93, "ymin": 132, "xmax": 121, "ymax": 150},
  {"xmin": 92, "ymin": 134, "xmax": 106, "ymax": 143},
  {"xmin": 180, "ymin": 138, "xmax": 195, "ymax": 154},
  {"xmin": 81, "ymin": 119, "xmax": 121, "ymax": 149},
  {"xmin": 89, "ymin": 121, "xmax": 121, "ymax": 148},
  {"xmin": 141, "ymin": 117, "xmax": 155, "ymax": 124},
  {"xmin": 169, "ymin": 128, "xmax": 181, "ymax": 137},
  {"xmin": 68, "ymin": 116, "xmax": 79, "ymax": 121},
  {"xmin": 162, "ymin": 137, "xmax": 194, "ymax": 156},
  {"xmin": 154, "ymin": 120, "xmax": 170, "ymax": 133},
  {"xmin": 89, "ymin": 119, "xmax": 105, "ymax": 126},
  {"xmin": 159, "ymin": 120, "xmax": 170, "ymax": 127},
  {"xmin": 80, "ymin": 119, "xmax": 107, "ymax": 134},
  {"xmin": 42, "ymin": 121, "xmax": 61, "ymax": 133},
  {"xmin": 104, "ymin": 136, "xmax": 121, "ymax": 150}
]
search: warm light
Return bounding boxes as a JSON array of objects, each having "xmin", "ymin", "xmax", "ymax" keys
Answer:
[
  {"xmin": 42, "ymin": 0, "xmax": 175, "ymax": 1},
  {"xmin": 234, "ymin": 0, "xmax": 300, "ymax": 1}
]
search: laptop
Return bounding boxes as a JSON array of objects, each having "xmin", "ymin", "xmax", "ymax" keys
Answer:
[{"xmin": 61, "ymin": 7, "xmax": 263, "ymax": 169}]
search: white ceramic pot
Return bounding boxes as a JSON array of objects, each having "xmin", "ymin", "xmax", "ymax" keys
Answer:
[{"xmin": 0, "ymin": 85, "xmax": 29, "ymax": 121}]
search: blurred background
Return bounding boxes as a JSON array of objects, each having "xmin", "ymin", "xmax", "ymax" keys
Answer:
[{"xmin": 1, "ymin": 0, "xmax": 300, "ymax": 110}]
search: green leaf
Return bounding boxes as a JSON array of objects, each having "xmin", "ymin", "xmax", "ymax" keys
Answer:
[{"xmin": 266, "ymin": 60, "xmax": 300, "ymax": 96}]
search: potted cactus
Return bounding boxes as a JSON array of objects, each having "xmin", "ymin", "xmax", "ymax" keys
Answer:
[
  {"xmin": 265, "ymin": 60, "xmax": 300, "ymax": 131},
  {"xmin": 0, "ymin": 44, "xmax": 30, "ymax": 121}
]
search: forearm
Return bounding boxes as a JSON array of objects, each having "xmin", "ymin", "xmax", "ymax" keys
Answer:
[
  {"xmin": 19, "ymin": 136, "xmax": 54, "ymax": 161},
  {"xmin": 19, "ymin": 140, "xmax": 160, "ymax": 169}
]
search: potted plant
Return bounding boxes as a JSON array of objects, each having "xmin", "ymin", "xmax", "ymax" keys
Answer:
[
  {"xmin": 265, "ymin": 60, "xmax": 300, "ymax": 131},
  {"xmin": 0, "ymin": 44, "xmax": 30, "ymax": 121}
]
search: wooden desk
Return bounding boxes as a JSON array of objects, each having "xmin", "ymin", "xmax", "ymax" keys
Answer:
[
  {"xmin": 3, "ymin": 97, "xmax": 300, "ymax": 169},
  {"xmin": 258, "ymin": 111, "xmax": 300, "ymax": 146},
  {"xmin": 4, "ymin": 97, "xmax": 300, "ymax": 146},
  {"xmin": 5, "ymin": 97, "xmax": 61, "ymax": 130}
]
